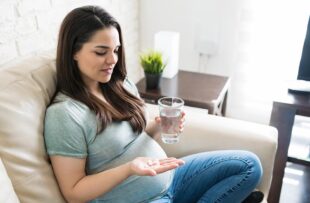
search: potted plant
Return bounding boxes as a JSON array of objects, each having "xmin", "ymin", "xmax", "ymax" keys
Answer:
[{"xmin": 140, "ymin": 50, "xmax": 166, "ymax": 89}]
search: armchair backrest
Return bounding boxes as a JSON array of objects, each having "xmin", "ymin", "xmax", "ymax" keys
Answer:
[{"xmin": 0, "ymin": 52, "xmax": 66, "ymax": 202}]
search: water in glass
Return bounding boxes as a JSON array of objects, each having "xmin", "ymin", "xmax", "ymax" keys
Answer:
[{"xmin": 160, "ymin": 108, "xmax": 182, "ymax": 144}]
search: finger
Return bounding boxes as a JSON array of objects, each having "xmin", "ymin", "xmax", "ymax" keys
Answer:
[
  {"xmin": 159, "ymin": 157, "xmax": 177, "ymax": 160},
  {"xmin": 179, "ymin": 116, "xmax": 185, "ymax": 127},
  {"xmin": 155, "ymin": 117, "xmax": 161, "ymax": 123},
  {"xmin": 158, "ymin": 157, "xmax": 178, "ymax": 162},
  {"xmin": 145, "ymin": 169, "xmax": 157, "ymax": 176},
  {"xmin": 153, "ymin": 163, "xmax": 179, "ymax": 174},
  {"xmin": 160, "ymin": 159, "xmax": 185, "ymax": 166},
  {"xmin": 158, "ymin": 157, "xmax": 178, "ymax": 164},
  {"xmin": 180, "ymin": 118, "xmax": 185, "ymax": 123},
  {"xmin": 139, "ymin": 167, "xmax": 157, "ymax": 176},
  {"xmin": 159, "ymin": 158, "xmax": 185, "ymax": 166}
]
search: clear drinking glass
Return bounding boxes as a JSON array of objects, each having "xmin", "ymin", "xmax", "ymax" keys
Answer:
[{"xmin": 158, "ymin": 97, "xmax": 184, "ymax": 144}]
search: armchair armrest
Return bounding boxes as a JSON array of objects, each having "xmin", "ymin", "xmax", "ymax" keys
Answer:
[{"xmin": 145, "ymin": 103, "xmax": 278, "ymax": 201}]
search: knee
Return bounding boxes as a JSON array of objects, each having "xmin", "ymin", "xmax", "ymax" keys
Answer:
[{"xmin": 242, "ymin": 151, "xmax": 263, "ymax": 185}]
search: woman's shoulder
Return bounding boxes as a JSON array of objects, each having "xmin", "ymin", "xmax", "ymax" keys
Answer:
[
  {"xmin": 123, "ymin": 77, "xmax": 139, "ymax": 97},
  {"xmin": 46, "ymin": 92, "xmax": 94, "ymax": 125},
  {"xmin": 48, "ymin": 92, "xmax": 87, "ymax": 111},
  {"xmin": 50, "ymin": 92, "xmax": 88, "ymax": 109}
]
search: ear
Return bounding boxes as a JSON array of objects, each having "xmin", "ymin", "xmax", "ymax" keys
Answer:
[{"xmin": 73, "ymin": 52, "xmax": 79, "ymax": 61}]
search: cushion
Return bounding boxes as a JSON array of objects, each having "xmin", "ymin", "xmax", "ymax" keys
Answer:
[
  {"xmin": 0, "ymin": 157, "xmax": 20, "ymax": 203},
  {"xmin": 0, "ymin": 52, "xmax": 66, "ymax": 202}
]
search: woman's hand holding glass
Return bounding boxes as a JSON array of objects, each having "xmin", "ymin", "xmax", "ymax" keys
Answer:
[
  {"xmin": 154, "ymin": 110, "xmax": 186, "ymax": 144},
  {"xmin": 157, "ymin": 97, "xmax": 185, "ymax": 144},
  {"xmin": 155, "ymin": 111, "xmax": 186, "ymax": 134},
  {"xmin": 128, "ymin": 157, "xmax": 185, "ymax": 176}
]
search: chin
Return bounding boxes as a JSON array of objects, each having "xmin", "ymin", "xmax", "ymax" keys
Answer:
[{"xmin": 99, "ymin": 76, "xmax": 112, "ymax": 84}]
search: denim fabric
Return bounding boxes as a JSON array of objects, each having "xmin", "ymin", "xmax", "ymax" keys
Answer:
[{"xmin": 150, "ymin": 150, "xmax": 263, "ymax": 203}]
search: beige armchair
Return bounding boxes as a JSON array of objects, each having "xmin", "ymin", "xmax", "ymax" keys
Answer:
[{"xmin": 0, "ymin": 52, "xmax": 277, "ymax": 203}]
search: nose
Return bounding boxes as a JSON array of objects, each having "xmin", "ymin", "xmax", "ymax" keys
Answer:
[{"xmin": 106, "ymin": 52, "xmax": 118, "ymax": 65}]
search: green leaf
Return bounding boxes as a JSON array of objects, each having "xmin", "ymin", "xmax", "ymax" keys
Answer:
[{"xmin": 139, "ymin": 50, "xmax": 167, "ymax": 74}]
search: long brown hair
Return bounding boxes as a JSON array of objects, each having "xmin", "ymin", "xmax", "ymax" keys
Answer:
[{"xmin": 56, "ymin": 5, "xmax": 146, "ymax": 133}]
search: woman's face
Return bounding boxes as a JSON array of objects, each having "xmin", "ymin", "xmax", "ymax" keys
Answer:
[{"xmin": 74, "ymin": 26, "xmax": 120, "ymax": 91}]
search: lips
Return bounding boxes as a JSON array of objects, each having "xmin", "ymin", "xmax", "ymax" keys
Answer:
[{"xmin": 100, "ymin": 68, "xmax": 113, "ymax": 74}]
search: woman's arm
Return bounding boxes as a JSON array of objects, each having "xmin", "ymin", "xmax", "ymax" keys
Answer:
[
  {"xmin": 50, "ymin": 156, "xmax": 129, "ymax": 203},
  {"xmin": 145, "ymin": 118, "xmax": 161, "ymax": 140},
  {"xmin": 50, "ymin": 155, "xmax": 184, "ymax": 203}
]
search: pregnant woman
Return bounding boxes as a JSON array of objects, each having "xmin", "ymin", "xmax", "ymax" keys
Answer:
[{"xmin": 44, "ymin": 5, "xmax": 263, "ymax": 203}]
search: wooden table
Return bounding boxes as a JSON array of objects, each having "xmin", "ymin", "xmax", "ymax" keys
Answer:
[
  {"xmin": 136, "ymin": 70, "xmax": 230, "ymax": 116},
  {"xmin": 268, "ymin": 90, "xmax": 310, "ymax": 203}
]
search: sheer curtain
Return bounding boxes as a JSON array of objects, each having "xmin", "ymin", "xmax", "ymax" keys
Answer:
[{"xmin": 226, "ymin": 0, "xmax": 310, "ymax": 124}]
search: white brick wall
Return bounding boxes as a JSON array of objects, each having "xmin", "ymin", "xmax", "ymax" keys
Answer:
[{"xmin": 0, "ymin": 0, "xmax": 143, "ymax": 82}]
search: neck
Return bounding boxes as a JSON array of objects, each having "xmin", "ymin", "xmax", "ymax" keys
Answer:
[
  {"xmin": 89, "ymin": 85, "xmax": 108, "ymax": 103},
  {"xmin": 84, "ymin": 79, "xmax": 101, "ymax": 95}
]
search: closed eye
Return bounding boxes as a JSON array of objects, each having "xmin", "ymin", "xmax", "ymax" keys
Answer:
[
  {"xmin": 94, "ymin": 45, "xmax": 120, "ymax": 56},
  {"xmin": 95, "ymin": 52, "xmax": 106, "ymax": 56}
]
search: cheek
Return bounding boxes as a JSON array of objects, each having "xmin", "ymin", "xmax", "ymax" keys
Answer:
[{"xmin": 77, "ymin": 55, "xmax": 101, "ymax": 71}]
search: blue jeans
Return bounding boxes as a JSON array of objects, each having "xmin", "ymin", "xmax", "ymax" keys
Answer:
[{"xmin": 150, "ymin": 150, "xmax": 263, "ymax": 203}]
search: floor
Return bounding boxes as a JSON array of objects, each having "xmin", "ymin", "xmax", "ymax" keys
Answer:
[
  {"xmin": 280, "ymin": 162, "xmax": 310, "ymax": 203},
  {"xmin": 279, "ymin": 115, "xmax": 310, "ymax": 203}
]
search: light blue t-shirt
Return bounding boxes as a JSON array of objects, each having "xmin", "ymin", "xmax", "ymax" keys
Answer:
[{"xmin": 44, "ymin": 79, "xmax": 173, "ymax": 203}]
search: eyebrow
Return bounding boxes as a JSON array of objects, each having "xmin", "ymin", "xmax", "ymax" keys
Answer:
[{"xmin": 95, "ymin": 45, "xmax": 121, "ymax": 49}]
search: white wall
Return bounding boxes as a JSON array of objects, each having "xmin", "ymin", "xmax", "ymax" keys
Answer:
[
  {"xmin": 0, "ymin": 0, "xmax": 142, "ymax": 82},
  {"xmin": 140, "ymin": 0, "xmax": 310, "ymax": 124},
  {"xmin": 139, "ymin": 0, "xmax": 243, "ymax": 75},
  {"xmin": 228, "ymin": 0, "xmax": 309, "ymax": 124}
]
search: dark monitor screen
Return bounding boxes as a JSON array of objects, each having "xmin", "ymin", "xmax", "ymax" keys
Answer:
[{"xmin": 297, "ymin": 16, "xmax": 310, "ymax": 81}]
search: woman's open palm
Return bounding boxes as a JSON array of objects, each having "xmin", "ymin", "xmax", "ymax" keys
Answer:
[{"xmin": 129, "ymin": 157, "xmax": 185, "ymax": 176}]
